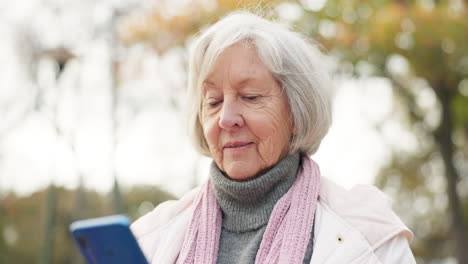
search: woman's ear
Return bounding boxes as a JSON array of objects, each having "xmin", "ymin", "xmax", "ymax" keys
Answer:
[
  {"xmin": 289, "ymin": 123, "xmax": 296, "ymax": 145},
  {"xmin": 290, "ymin": 115, "xmax": 296, "ymax": 136}
]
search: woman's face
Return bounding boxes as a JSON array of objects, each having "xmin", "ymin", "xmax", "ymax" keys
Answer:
[{"xmin": 201, "ymin": 42, "xmax": 293, "ymax": 180}]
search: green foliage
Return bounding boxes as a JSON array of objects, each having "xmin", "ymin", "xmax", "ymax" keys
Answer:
[{"xmin": 453, "ymin": 93, "xmax": 468, "ymax": 130}]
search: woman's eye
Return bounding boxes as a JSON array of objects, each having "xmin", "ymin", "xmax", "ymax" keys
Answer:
[
  {"xmin": 244, "ymin": 95, "xmax": 259, "ymax": 101},
  {"xmin": 208, "ymin": 100, "xmax": 222, "ymax": 107}
]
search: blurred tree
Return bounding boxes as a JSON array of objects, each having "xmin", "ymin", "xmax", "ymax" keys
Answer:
[
  {"xmin": 39, "ymin": 184, "xmax": 57, "ymax": 264},
  {"xmin": 120, "ymin": 0, "xmax": 280, "ymax": 54},
  {"xmin": 295, "ymin": 1, "xmax": 468, "ymax": 262},
  {"xmin": 38, "ymin": 47, "xmax": 74, "ymax": 264},
  {"xmin": 70, "ymin": 177, "xmax": 87, "ymax": 264},
  {"xmin": 0, "ymin": 1, "xmax": 181, "ymax": 263},
  {"xmin": 110, "ymin": 9, "xmax": 125, "ymax": 215}
]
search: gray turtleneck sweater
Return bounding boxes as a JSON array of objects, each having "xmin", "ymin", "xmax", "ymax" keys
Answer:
[{"xmin": 210, "ymin": 153, "xmax": 314, "ymax": 264}]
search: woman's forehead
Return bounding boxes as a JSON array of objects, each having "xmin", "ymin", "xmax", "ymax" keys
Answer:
[{"xmin": 203, "ymin": 45, "xmax": 273, "ymax": 85}]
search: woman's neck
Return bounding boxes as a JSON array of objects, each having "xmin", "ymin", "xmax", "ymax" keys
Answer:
[{"xmin": 210, "ymin": 152, "xmax": 301, "ymax": 232}]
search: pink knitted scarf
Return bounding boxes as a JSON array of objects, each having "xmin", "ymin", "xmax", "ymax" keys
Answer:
[{"xmin": 176, "ymin": 157, "xmax": 321, "ymax": 264}]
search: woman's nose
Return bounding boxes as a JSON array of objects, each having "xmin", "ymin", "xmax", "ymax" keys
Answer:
[{"xmin": 218, "ymin": 99, "xmax": 244, "ymax": 129}]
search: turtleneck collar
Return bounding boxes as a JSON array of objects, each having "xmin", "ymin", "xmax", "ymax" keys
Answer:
[{"xmin": 210, "ymin": 152, "xmax": 301, "ymax": 233}]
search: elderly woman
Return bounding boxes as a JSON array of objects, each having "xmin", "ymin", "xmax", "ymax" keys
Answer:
[{"xmin": 131, "ymin": 11, "xmax": 415, "ymax": 264}]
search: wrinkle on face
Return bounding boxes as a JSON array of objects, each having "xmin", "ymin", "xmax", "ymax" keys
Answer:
[{"xmin": 200, "ymin": 42, "xmax": 293, "ymax": 180}]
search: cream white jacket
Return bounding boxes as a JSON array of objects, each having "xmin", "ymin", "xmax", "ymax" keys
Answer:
[{"xmin": 131, "ymin": 177, "xmax": 416, "ymax": 264}]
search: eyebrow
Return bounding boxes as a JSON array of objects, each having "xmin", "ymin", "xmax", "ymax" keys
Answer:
[
  {"xmin": 202, "ymin": 77, "xmax": 255, "ymax": 88},
  {"xmin": 202, "ymin": 79, "xmax": 216, "ymax": 87},
  {"xmin": 202, "ymin": 80, "xmax": 215, "ymax": 96}
]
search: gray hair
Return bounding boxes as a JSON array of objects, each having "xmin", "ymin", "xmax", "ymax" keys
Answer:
[{"xmin": 186, "ymin": 11, "xmax": 332, "ymax": 156}]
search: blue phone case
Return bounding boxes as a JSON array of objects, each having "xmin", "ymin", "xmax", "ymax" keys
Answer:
[{"xmin": 70, "ymin": 215, "xmax": 148, "ymax": 264}]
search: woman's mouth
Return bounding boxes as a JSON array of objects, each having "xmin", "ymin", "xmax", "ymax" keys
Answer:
[{"xmin": 224, "ymin": 142, "xmax": 253, "ymax": 150}]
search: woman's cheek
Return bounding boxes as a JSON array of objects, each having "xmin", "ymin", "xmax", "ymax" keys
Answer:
[
  {"xmin": 251, "ymin": 110, "xmax": 282, "ymax": 136},
  {"xmin": 202, "ymin": 115, "xmax": 219, "ymax": 150}
]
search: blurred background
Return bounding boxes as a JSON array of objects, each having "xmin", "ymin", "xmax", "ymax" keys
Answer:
[{"xmin": 0, "ymin": 0, "xmax": 467, "ymax": 263}]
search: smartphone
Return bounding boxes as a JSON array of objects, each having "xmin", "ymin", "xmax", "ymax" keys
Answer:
[{"xmin": 70, "ymin": 215, "xmax": 148, "ymax": 264}]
